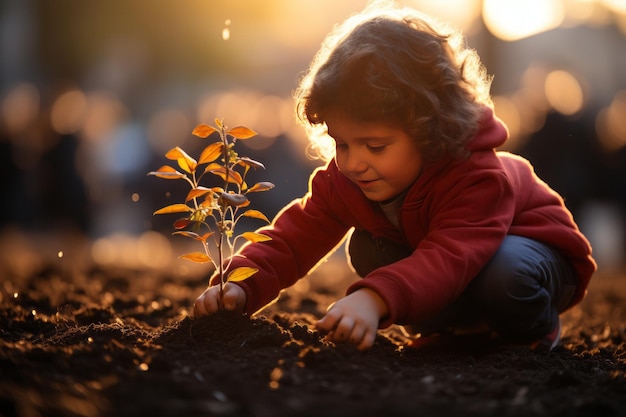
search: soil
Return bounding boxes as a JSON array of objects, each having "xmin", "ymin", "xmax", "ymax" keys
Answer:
[{"xmin": 1, "ymin": 236, "xmax": 625, "ymax": 417}]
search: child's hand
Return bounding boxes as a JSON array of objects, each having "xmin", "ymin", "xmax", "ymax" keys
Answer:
[
  {"xmin": 193, "ymin": 282, "xmax": 246, "ymax": 317},
  {"xmin": 315, "ymin": 288, "xmax": 388, "ymax": 351}
]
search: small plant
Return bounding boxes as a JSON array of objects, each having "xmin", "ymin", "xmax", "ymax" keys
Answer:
[{"xmin": 148, "ymin": 119, "xmax": 274, "ymax": 304}]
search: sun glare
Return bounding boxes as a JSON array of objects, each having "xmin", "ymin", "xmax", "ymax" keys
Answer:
[{"xmin": 483, "ymin": 0, "xmax": 565, "ymax": 41}]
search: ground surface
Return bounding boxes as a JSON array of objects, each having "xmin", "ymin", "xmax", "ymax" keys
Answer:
[{"xmin": 0, "ymin": 234, "xmax": 625, "ymax": 417}]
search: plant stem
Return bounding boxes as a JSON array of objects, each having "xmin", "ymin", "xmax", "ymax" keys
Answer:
[{"xmin": 217, "ymin": 122, "xmax": 230, "ymax": 307}]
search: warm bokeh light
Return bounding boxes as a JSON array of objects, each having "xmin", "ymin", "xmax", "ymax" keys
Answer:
[
  {"xmin": 596, "ymin": 90, "xmax": 626, "ymax": 151},
  {"xmin": 544, "ymin": 70, "xmax": 585, "ymax": 115},
  {"xmin": 50, "ymin": 89, "xmax": 87, "ymax": 135},
  {"xmin": 146, "ymin": 108, "xmax": 191, "ymax": 154},
  {"xmin": 492, "ymin": 96, "xmax": 522, "ymax": 149},
  {"xmin": 196, "ymin": 90, "xmax": 294, "ymax": 149},
  {"xmin": 81, "ymin": 92, "xmax": 128, "ymax": 143},
  {"xmin": 1, "ymin": 82, "xmax": 39, "ymax": 135},
  {"xmin": 91, "ymin": 231, "xmax": 173, "ymax": 269},
  {"xmin": 483, "ymin": 0, "xmax": 564, "ymax": 41},
  {"xmin": 602, "ymin": 0, "xmax": 626, "ymax": 14},
  {"xmin": 408, "ymin": 0, "xmax": 482, "ymax": 34}
]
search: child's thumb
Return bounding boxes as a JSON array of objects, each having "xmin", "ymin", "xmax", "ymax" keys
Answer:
[{"xmin": 222, "ymin": 284, "xmax": 242, "ymax": 311}]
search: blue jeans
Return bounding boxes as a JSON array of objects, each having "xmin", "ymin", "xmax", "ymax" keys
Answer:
[{"xmin": 348, "ymin": 231, "xmax": 577, "ymax": 343}]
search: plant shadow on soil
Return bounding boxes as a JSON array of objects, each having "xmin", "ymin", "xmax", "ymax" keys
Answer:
[{"xmin": 1, "ymin": 253, "xmax": 625, "ymax": 417}]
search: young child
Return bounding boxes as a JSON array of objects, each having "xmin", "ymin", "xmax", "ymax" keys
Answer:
[{"xmin": 193, "ymin": 4, "xmax": 596, "ymax": 351}]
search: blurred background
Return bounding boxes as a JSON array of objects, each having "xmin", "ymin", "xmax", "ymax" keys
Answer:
[{"xmin": 1, "ymin": 0, "xmax": 625, "ymax": 277}]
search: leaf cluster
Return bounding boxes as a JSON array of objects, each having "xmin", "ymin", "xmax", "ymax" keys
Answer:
[{"xmin": 148, "ymin": 119, "xmax": 274, "ymax": 288}]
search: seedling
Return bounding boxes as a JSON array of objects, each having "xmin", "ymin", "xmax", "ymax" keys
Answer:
[{"xmin": 148, "ymin": 119, "xmax": 274, "ymax": 304}]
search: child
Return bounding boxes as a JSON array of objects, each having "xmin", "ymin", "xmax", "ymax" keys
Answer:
[{"xmin": 193, "ymin": 3, "xmax": 596, "ymax": 351}]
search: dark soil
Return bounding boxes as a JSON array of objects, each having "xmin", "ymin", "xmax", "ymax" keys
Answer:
[{"xmin": 1, "ymin": 244, "xmax": 625, "ymax": 417}]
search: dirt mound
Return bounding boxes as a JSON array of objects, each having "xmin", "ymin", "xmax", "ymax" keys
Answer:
[{"xmin": 1, "ymin": 259, "xmax": 625, "ymax": 417}]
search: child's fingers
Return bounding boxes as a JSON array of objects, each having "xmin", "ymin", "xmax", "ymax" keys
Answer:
[
  {"xmin": 356, "ymin": 329, "xmax": 377, "ymax": 351},
  {"xmin": 221, "ymin": 283, "xmax": 245, "ymax": 312},
  {"xmin": 315, "ymin": 306, "xmax": 342, "ymax": 333},
  {"xmin": 193, "ymin": 287, "xmax": 220, "ymax": 317}
]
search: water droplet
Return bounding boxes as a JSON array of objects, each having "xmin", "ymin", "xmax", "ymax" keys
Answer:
[{"xmin": 222, "ymin": 19, "xmax": 231, "ymax": 41}]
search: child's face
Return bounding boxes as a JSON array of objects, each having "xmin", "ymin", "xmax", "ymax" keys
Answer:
[{"xmin": 326, "ymin": 116, "xmax": 423, "ymax": 202}]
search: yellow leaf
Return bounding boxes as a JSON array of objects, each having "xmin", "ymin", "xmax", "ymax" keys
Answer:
[
  {"xmin": 192, "ymin": 124, "xmax": 217, "ymax": 138},
  {"xmin": 227, "ymin": 126, "xmax": 257, "ymax": 140},
  {"xmin": 214, "ymin": 118, "xmax": 223, "ymax": 128},
  {"xmin": 179, "ymin": 252, "xmax": 212, "ymax": 263},
  {"xmin": 241, "ymin": 232, "xmax": 271, "ymax": 243},
  {"xmin": 153, "ymin": 204, "xmax": 193, "ymax": 215},
  {"xmin": 147, "ymin": 165, "xmax": 186, "ymax": 180},
  {"xmin": 227, "ymin": 266, "xmax": 258, "ymax": 282},
  {"xmin": 240, "ymin": 209, "xmax": 270, "ymax": 223},
  {"xmin": 198, "ymin": 142, "xmax": 224, "ymax": 164},
  {"xmin": 165, "ymin": 146, "xmax": 197, "ymax": 174}
]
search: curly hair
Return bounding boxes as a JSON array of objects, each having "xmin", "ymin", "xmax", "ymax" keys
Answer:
[{"xmin": 295, "ymin": 4, "xmax": 493, "ymax": 162}]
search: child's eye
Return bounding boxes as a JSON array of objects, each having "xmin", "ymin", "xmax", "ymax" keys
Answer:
[
  {"xmin": 335, "ymin": 143, "xmax": 348, "ymax": 151},
  {"xmin": 367, "ymin": 144, "xmax": 386, "ymax": 153}
]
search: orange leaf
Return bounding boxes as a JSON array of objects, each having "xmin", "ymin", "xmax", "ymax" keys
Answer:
[
  {"xmin": 179, "ymin": 252, "xmax": 212, "ymax": 263},
  {"xmin": 241, "ymin": 232, "xmax": 271, "ymax": 243},
  {"xmin": 227, "ymin": 266, "xmax": 258, "ymax": 282},
  {"xmin": 173, "ymin": 218, "xmax": 192, "ymax": 229},
  {"xmin": 240, "ymin": 209, "xmax": 270, "ymax": 223},
  {"xmin": 237, "ymin": 157, "xmax": 265, "ymax": 169},
  {"xmin": 147, "ymin": 165, "xmax": 186, "ymax": 180},
  {"xmin": 227, "ymin": 126, "xmax": 257, "ymax": 140},
  {"xmin": 198, "ymin": 142, "xmax": 224, "ymax": 164},
  {"xmin": 192, "ymin": 124, "xmax": 217, "ymax": 138},
  {"xmin": 153, "ymin": 204, "xmax": 193, "ymax": 215},
  {"xmin": 205, "ymin": 165, "xmax": 244, "ymax": 186},
  {"xmin": 247, "ymin": 182, "xmax": 275, "ymax": 193},
  {"xmin": 186, "ymin": 187, "xmax": 213, "ymax": 202},
  {"xmin": 173, "ymin": 231, "xmax": 214, "ymax": 242}
]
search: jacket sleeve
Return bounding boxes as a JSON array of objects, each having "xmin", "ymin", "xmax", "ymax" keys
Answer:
[
  {"xmin": 347, "ymin": 162, "xmax": 516, "ymax": 327},
  {"xmin": 212, "ymin": 166, "xmax": 351, "ymax": 315}
]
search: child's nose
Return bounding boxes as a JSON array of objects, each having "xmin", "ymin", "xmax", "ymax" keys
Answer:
[{"xmin": 344, "ymin": 151, "xmax": 367, "ymax": 172}]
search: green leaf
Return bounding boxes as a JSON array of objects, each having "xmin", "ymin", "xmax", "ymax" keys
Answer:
[
  {"xmin": 240, "ymin": 209, "xmax": 270, "ymax": 223},
  {"xmin": 198, "ymin": 142, "xmax": 224, "ymax": 164},
  {"xmin": 227, "ymin": 126, "xmax": 257, "ymax": 140},
  {"xmin": 192, "ymin": 124, "xmax": 217, "ymax": 138},
  {"xmin": 179, "ymin": 252, "xmax": 212, "ymax": 263},
  {"xmin": 241, "ymin": 232, "xmax": 271, "ymax": 243},
  {"xmin": 227, "ymin": 266, "xmax": 258, "ymax": 282},
  {"xmin": 153, "ymin": 204, "xmax": 193, "ymax": 215},
  {"xmin": 147, "ymin": 165, "xmax": 186, "ymax": 180}
]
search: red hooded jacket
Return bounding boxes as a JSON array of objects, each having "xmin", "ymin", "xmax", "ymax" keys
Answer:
[{"xmin": 215, "ymin": 109, "xmax": 596, "ymax": 327}]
